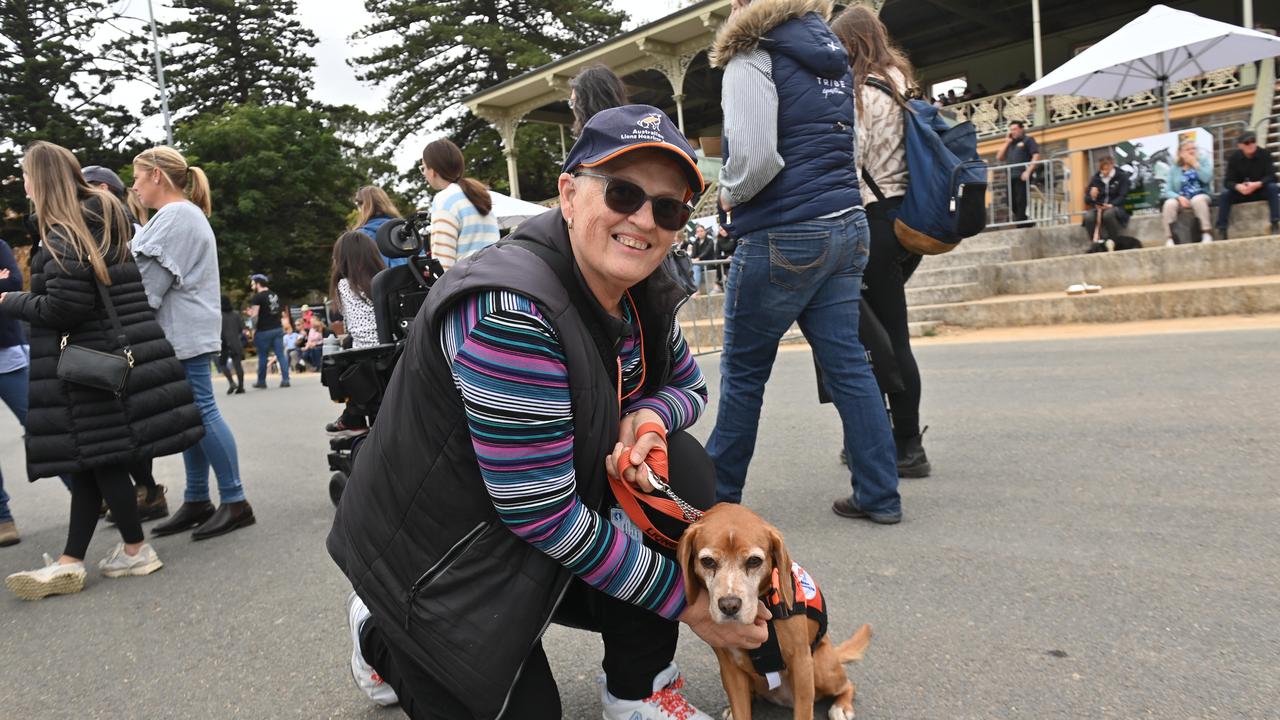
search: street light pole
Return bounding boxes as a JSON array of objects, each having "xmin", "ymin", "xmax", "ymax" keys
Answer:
[{"xmin": 146, "ymin": 0, "xmax": 174, "ymax": 145}]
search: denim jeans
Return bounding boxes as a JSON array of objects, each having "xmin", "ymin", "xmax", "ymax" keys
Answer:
[
  {"xmin": 706, "ymin": 210, "xmax": 901, "ymax": 515},
  {"xmin": 0, "ymin": 366, "xmax": 27, "ymax": 522},
  {"xmin": 181, "ymin": 354, "xmax": 246, "ymax": 504},
  {"xmin": 692, "ymin": 263, "xmax": 705, "ymax": 292},
  {"xmin": 254, "ymin": 326, "xmax": 289, "ymax": 385},
  {"xmin": 1216, "ymin": 178, "xmax": 1280, "ymax": 228}
]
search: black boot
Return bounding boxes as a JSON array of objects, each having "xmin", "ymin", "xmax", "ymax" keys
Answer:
[
  {"xmin": 151, "ymin": 500, "xmax": 215, "ymax": 537},
  {"xmin": 896, "ymin": 428, "xmax": 932, "ymax": 478},
  {"xmin": 191, "ymin": 500, "xmax": 256, "ymax": 541}
]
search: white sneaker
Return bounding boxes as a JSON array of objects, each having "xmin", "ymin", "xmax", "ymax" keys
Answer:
[
  {"xmin": 1066, "ymin": 283, "xmax": 1087, "ymax": 295},
  {"xmin": 1165, "ymin": 238, "xmax": 1176, "ymax": 247},
  {"xmin": 5, "ymin": 553, "xmax": 86, "ymax": 600},
  {"xmin": 600, "ymin": 662, "xmax": 712, "ymax": 720},
  {"xmin": 346, "ymin": 591, "xmax": 398, "ymax": 707},
  {"xmin": 1201, "ymin": 233, "xmax": 1214, "ymax": 243},
  {"xmin": 98, "ymin": 542, "xmax": 163, "ymax": 577}
]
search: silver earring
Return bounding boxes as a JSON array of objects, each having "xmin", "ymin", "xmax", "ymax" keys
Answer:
[{"xmin": 566, "ymin": 218, "xmax": 574, "ymax": 230}]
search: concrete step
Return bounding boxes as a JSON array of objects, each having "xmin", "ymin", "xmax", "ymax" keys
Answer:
[
  {"xmin": 906, "ymin": 281, "xmax": 991, "ymax": 306},
  {"xmin": 907, "ymin": 275, "xmax": 1280, "ymax": 328},
  {"xmin": 907, "ymin": 263, "xmax": 989, "ymax": 289},
  {"xmin": 990, "ymin": 234, "xmax": 1280, "ymax": 296},
  {"xmin": 917, "ymin": 245, "xmax": 1023, "ymax": 271},
  {"xmin": 908, "ymin": 321, "xmax": 940, "ymax": 338}
]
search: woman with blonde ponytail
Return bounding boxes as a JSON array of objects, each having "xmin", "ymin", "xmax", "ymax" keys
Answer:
[
  {"xmin": 131, "ymin": 145, "xmax": 258, "ymax": 540},
  {"xmin": 0, "ymin": 141, "xmax": 203, "ymax": 600},
  {"xmin": 421, "ymin": 139, "xmax": 500, "ymax": 271}
]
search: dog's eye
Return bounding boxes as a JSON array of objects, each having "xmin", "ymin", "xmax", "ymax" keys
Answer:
[
  {"xmin": 699, "ymin": 557, "xmax": 718, "ymax": 570},
  {"xmin": 745, "ymin": 556, "xmax": 763, "ymax": 570}
]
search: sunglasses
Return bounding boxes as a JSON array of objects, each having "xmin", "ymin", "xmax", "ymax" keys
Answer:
[{"xmin": 574, "ymin": 171, "xmax": 693, "ymax": 232}]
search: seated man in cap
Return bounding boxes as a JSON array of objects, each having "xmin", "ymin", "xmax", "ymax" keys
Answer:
[
  {"xmin": 329, "ymin": 105, "xmax": 768, "ymax": 720},
  {"xmin": 1217, "ymin": 131, "xmax": 1280, "ymax": 239}
]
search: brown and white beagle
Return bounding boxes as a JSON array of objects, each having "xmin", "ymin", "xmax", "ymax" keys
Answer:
[{"xmin": 677, "ymin": 503, "xmax": 872, "ymax": 720}]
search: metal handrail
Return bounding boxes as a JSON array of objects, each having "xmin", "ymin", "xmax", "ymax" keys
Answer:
[{"xmin": 984, "ymin": 158, "xmax": 1071, "ymax": 229}]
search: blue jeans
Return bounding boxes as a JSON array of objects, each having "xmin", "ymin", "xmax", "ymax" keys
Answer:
[
  {"xmin": 692, "ymin": 263, "xmax": 705, "ymax": 292},
  {"xmin": 181, "ymin": 354, "xmax": 246, "ymax": 504},
  {"xmin": 706, "ymin": 211, "xmax": 901, "ymax": 515},
  {"xmin": 0, "ymin": 366, "xmax": 28, "ymax": 522},
  {"xmin": 1216, "ymin": 178, "xmax": 1280, "ymax": 229},
  {"xmin": 254, "ymin": 327, "xmax": 289, "ymax": 385}
]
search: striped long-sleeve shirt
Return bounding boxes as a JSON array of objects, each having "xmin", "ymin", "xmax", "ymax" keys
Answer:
[
  {"xmin": 440, "ymin": 289, "xmax": 707, "ymax": 620},
  {"xmin": 430, "ymin": 183, "xmax": 501, "ymax": 271}
]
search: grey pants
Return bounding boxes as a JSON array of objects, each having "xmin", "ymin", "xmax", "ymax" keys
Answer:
[
  {"xmin": 1084, "ymin": 207, "xmax": 1124, "ymax": 240},
  {"xmin": 1161, "ymin": 195, "xmax": 1211, "ymax": 234}
]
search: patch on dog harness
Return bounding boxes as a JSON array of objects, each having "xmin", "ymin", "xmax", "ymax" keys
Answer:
[{"xmin": 748, "ymin": 562, "xmax": 829, "ymax": 680}]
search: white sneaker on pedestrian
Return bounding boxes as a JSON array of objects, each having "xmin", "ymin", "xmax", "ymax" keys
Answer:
[
  {"xmin": 1165, "ymin": 238, "xmax": 1176, "ymax": 246},
  {"xmin": 98, "ymin": 542, "xmax": 163, "ymax": 578},
  {"xmin": 5, "ymin": 553, "xmax": 86, "ymax": 600},
  {"xmin": 346, "ymin": 591, "xmax": 398, "ymax": 707},
  {"xmin": 1201, "ymin": 232, "xmax": 1214, "ymax": 243},
  {"xmin": 600, "ymin": 662, "xmax": 712, "ymax": 720}
]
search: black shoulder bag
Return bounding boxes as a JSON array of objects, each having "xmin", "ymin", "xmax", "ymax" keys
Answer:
[{"xmin": 57, "ymin": 279, "xmax": 134, "ymax": 396}]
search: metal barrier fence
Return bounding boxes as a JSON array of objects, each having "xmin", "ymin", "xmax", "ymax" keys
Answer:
[
  {"xmin": 984, "ymin": 158, "xmax": 1072, "ymax": 229},
  {"xmin": 679, "ymin": 258, "xmax": 805, "ymax": 357}
]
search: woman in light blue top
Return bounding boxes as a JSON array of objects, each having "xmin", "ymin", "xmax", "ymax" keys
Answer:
[{"xmin": 1160, "ymin": 140, "xmax": 1214, "ymax": 244}]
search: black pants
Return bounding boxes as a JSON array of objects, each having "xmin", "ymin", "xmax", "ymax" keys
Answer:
[
  {"xmin": 1010, "ymin": 176, "xmax": 1029, "ymax": 223},
  {"xmin": 65, "ymin": 464, "xmax": 143, "ymax": 560},
  {"xmin": 128, "ymin": 458, "xmax": 157, "ymax": 493},
  {"xmin": 1083, "ymin": 207, "xmax": 1125, "ymax": 241},
  {"xmin": 862, "ymin": 197, "xmax": 923, "ymax": 442},
  {"xmin": 220, "ymin": 351, "xmax": 244, "ymax": 390},
  {"xmin": 360, "ymin": 431, "xmax": 716, "ymax": 720}
]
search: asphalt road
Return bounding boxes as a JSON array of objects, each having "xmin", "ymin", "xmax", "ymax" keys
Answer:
[{"xmin": 1, "ymin": 328, "xmax": 1277, "ymax": 719}]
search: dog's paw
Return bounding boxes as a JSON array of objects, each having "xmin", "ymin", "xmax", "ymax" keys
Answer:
[
  {"xmin": 828, "ymin": 705, "xmax": 854, "ymax": 720},
  {"xmin": 722, "ymin": 708, "xmax": 735, "ymax": 720}
]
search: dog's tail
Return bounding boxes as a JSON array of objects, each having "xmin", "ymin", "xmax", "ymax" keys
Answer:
[{"xmin": 835, "ymin": 623, "xmax": 872, "ymax": 663}]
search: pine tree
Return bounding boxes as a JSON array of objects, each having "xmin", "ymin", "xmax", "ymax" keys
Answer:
[
  {"xmin": 0, "ymin": 0, "xmax": 143, "ymax": 243},
  {"xmin": 354, "ymin": 0, "xmax": 627, "ymax": 199},
  {"xmin": 160, "ymin": 0, "xmax": 318, "ymax": 119}
]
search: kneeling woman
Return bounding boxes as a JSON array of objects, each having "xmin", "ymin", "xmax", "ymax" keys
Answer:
[
  {"xmin": 329, "ymin": 106, "xmax": 767, "ymax": 720},
  {"xmin": 2, "ymin": 142, "xmax": 203, "ymax": 600}
]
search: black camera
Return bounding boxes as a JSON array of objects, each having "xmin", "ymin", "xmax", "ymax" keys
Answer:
[{"xmin": 374, "ymin": 210, "xmax": 430, "ymax": 259}]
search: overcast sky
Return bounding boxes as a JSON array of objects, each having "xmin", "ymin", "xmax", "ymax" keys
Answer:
[{"xmin": 112, "ymin": 0, "xmax": 684, "ymax": 156}]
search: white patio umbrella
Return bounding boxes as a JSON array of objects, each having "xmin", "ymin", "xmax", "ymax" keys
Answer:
[
  {"xmin": 1019, "ymin": 4, "xmax": 1280, "ymax": 131},
  {"xmin": 488, "ymin": 190, "xmax": 552, "ymax": 229}
]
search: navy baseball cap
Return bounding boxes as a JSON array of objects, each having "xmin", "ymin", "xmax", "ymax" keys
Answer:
[
  {"xmin": 562, "ymin": 105, "xmax": 705, "ymax": 200},
  {"xmin": 250, "ymin": 273, "xmax": 269, "ymax": 284},
  {"xmin": 82, "ymin": 165, "xmax": 126, "ymax": 195}
]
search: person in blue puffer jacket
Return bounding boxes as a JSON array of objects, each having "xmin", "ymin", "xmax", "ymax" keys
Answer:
[
  {"xmin": 705, "ymin": 0, "xmax": 902, "ymax": 524},
  {"xmin": 352, "ymin": 186, "xmax": 406, "ymax": 268}
]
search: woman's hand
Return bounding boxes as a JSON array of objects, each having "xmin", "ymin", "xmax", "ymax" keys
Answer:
[
  {"xmin": 678, "ymin": 590, "xmax": 770, "ymax": 649},
  {"xmin": 1177, "ymin": 195, "xmax": 1191, "ymax": 209},
  {"xmin": 605, "ymin": 409, "xmax": 667, "ymax": 492}
]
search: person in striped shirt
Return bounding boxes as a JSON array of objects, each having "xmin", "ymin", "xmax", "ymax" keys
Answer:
[
  {"xmin": 421, "ymin": 139, "xmax": 501, "ymax": 271},
  {"xmin": 337, "ymin": 106, "xmax": 770, "ymax": 720}
]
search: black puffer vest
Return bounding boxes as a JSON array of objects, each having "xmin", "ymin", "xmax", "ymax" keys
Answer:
[
  {"xmin": 0, "ymin": 221, "xmax": 204, "ymax": 480},
  {"xmin": 327, "ymin": 211, "xmax": 688, "ymax": 719}
]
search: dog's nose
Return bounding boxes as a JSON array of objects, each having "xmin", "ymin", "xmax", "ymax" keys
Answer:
[{"xmin": 718, "ymin": 596, "xmax": 742, "ymax": 617}]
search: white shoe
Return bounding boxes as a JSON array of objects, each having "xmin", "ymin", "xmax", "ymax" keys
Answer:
[
  {"xmin": 346, "ymin": 591, "xmax": 398, "ymax": 707},
  {"xmin": 1066, "ymin": 283, "xmax": 1087, "ymax": 295},
  {"xmin": 5, "ymin": 553, "xmax": 86, "ymax": 600},
  {"xmin": 1084, "ymin": 284, "xmax": 1103, "ymax": 294},
  {"xmin": 1201, "ymin": 233, "xmax": 1214, "ymax": 243},
  {"xmin": 1165, "ymin": 238, "xmax": 1176, "ymax": 247},
  {"xmin": 98, "ymin": 542, "xmax": 163, "ymax": 577},
  {"xmin": 600, "ymin": 662, "xmax": 712, "ymax": 720}
]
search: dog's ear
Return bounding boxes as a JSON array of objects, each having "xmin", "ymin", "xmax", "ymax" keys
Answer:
[
  {"xmin": 676, "ymin": 523, "xmax": 703, "ymax": 605},
  {"xmin": 768, "ymin": 526, "xmax": 795, "ymax": 609}
]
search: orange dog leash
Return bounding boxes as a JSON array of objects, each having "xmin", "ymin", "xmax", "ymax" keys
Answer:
[{"xmin": 609, "ymin": 421, "xmax": 704, "ymax": 549}]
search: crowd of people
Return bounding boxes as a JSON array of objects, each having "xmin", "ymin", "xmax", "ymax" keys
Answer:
[{"xmin": 3, "ymin": 0, "xmax": 947, "ymax": 717}]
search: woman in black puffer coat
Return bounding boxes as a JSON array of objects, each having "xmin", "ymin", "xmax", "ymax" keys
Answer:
[{"xmin": 1, "ymin": 141, "xmax": 203, "ymax": 601}]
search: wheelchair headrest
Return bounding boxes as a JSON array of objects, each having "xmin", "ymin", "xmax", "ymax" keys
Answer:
[{"xmin": 375, "ymin": 211, "xmax": 429, "ymax": 259}]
